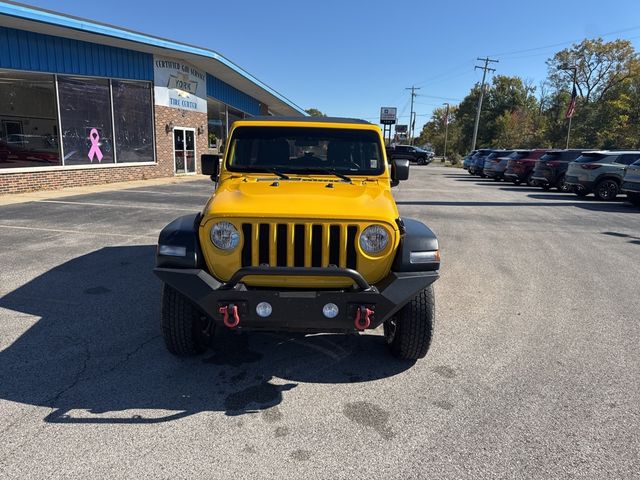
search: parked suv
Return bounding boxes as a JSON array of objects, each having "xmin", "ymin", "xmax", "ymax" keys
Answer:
[
  {"xmin": 462, "ymin": 150, "xmax": 477, "ymax": 170},
  {"xmin": 388, "ymin": 145, "xmax": 433, "ymax": 165},
  {"xmin": 530, "ymin": 149, "xmax": 585, "ymax": 191},
  {"xmin": 620, "ymin": 158, "xmax": 640, "ymax": 206},
  {"xmin": 504, "ymin": 149, "xmax": 548, "ymax": 186},
  {"xmin": 565, "ymin": 151, "xmax": 640, "ymax": 200},
  {"xmin": 154, "ymin": 117, "xmax": 440, "ymax": 361},
  {"xmin": 483, "ymin": 150, "xmax": 517, "ymax": 180},
  {"xmin": 468, "ymin": 149, "xmax": 493, "ymax": 176}
]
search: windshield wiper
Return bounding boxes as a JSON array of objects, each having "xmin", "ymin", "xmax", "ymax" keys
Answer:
[
  {"xmin": 293, "ymin": 168, "xmax": 352, "ymax": 183},
  {"xmin": 246, "ymin": 168, "xmax": 290, "ymax": 179}
]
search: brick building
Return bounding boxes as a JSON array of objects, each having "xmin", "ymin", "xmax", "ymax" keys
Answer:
[{"xmin": 0, "ymin": 3, "xmax": 305, "ymax": 194}]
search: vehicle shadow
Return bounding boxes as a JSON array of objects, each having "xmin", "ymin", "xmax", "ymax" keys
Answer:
[
  {"xmin": 602, "ymin": 231, "xmax": 640, "ymax": 245},
  {"xmin": 0, "ymin": 245, "xmax": 412, "ymax": 424}
]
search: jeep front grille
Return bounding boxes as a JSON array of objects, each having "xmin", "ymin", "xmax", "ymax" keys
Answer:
[{"xmin": 240, "ymin": 223, "xmax": 358, "ymax": 269}]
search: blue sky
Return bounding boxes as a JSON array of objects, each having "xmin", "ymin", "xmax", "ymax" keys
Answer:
[{"xmin": 23, "ymin": 0, "xmax": 640, "ymax": 132}]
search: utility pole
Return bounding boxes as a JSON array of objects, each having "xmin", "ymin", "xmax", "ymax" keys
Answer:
[
  {"xmin": 405, "ymin": 86, "xmax": 420, "ymax": 145},
  {"xmin": 471, "ymin": 57, "xmax": 498, "ymax": 151},
  {"xmin": 565, "ymin": 65, "xmax": 578, "ymax": 149},
  {"xmin": 442, "ymin": 102, "xmax": 450, "ymax": 161}
]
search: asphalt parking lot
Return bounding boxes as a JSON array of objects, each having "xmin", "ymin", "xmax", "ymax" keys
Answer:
[{"xmin": 0, "ymin": 166, "xmax": 639, "ymax": 479}]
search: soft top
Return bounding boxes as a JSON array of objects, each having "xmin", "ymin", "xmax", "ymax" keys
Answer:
[{"xmin": 239, "ymin": 116, "xmax": 372, "ymax": 125}]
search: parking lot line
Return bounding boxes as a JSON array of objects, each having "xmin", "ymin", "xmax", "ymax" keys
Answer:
[
  {"xmin": 0, "ymin": 224, "xmax": 156, "ymax": 238},
  {"xmin": 35, "ymin": 200, "xmax": 197, "ymax": 211}
]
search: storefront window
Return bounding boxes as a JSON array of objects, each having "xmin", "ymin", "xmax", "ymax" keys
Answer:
[
  {"xmin": 0, "ymin": 71, "xmax": 60, "ymax": 169},
  {"xmin": 207, "ymin": 100, "xmax": 226, "ymax": 151},
  {"xmin": 58, "ymin": 76, "xmax": 114, "ymax": 165},
  {"xmin": 228, "ymin": 107, "xmax": 245, "ymax": 130},
  {"xmin": 112, "ymin": 80, "xmax": 154, "ymax": 163}
]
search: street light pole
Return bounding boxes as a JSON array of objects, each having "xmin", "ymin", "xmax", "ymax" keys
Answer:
[{"xmin": 442, "ymin": 102, "xmax": 450, "ymax": 161}]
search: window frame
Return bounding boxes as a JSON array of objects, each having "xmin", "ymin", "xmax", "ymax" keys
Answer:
[{"xmin": 0, "ymin": 68, "xmax": 157, "ymax": 174}]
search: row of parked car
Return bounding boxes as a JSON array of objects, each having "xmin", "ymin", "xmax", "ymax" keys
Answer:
[{"xmin": 462, "ymin": 148, "xmax": 640, "ymax": 205}]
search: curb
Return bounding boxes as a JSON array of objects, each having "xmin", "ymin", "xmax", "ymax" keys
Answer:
[{"xmin": 0, "ymin": 175, "xmax": 206, "ymax": 206}]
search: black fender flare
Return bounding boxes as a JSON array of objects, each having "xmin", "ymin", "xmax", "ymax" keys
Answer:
[
  {"xmin": 392, "ymin": 218, "xmax": 440, "ymax": 272},
  {"xmin": 156, "ymin": 213, "xmax": 205, "ymax": 269}
]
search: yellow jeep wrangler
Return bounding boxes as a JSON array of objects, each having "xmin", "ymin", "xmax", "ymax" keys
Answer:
[{"xmin": 154, "ymin": 117, "xmax": 440, "ymax": 360}]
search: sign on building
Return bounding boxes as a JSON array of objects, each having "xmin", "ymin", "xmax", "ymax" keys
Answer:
[
  {"xmin": 154, "ymin": 56, "xmax": 207, "ymax": 113},
  {"xmin": 380, "ymin": 107, "xmax": 397, "ymax": 125},
  {"xmin": 395, "ymin": 124, "xmax": 408, "ymax": 133}
]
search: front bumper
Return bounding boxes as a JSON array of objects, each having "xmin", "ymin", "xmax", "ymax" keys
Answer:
[
  {"xmin": 154, "ymin": 266, "xmax": 439, "ymax": 333},
  {"xmin": 621, "ymin": 181, "xmax": 640, "ymax": 194},
  {"xmin": 504, "ymin": 172, "xmax": 519, "ymax": 181}
]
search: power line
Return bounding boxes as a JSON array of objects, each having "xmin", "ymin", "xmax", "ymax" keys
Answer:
[
  {"xmin": 489, "ymin": 24, "xmax": 640, "ymax": 58},
  {"xmin": 472, "ymin": 57, "xmax": 498, "ymax": 151}
]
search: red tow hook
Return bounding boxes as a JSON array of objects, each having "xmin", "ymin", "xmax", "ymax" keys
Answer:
[
  {"xmin": 219, "ymin": 304, "xmax": 240, "ymax": 329},
  {"xmin": 354, "ymin": 306, "xmax": 373, "ymax": 331}
]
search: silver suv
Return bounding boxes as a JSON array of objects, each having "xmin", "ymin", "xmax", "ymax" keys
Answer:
[
  {"xmin": 621, "ymin": 159, "xmax": 640, "ymax": 206},
  {"xmin": 565, "ymin": 151, "xmax": 640, "ymax": 200}
]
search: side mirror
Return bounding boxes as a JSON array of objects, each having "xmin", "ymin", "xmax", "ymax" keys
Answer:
[
  {"xmin": 391, "ymin": 158, "xmax": 410, "ymax": 184},
  {"xmin": 201, "ymin": 154, "xmax": 220, "ymax": 182}
]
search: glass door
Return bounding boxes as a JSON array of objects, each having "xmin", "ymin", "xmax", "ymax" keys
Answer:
[{"xmin": 173, "ymin": 128, "xmax": 196, "ymax": 174}]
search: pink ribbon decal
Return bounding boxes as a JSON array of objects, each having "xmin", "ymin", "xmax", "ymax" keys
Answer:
[{"xmin": 87, "ymin": 128, "xmax": 103, "ymax": 163}]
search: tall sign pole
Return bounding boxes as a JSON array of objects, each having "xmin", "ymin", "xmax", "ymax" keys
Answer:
[
  {"xmin": 442, "ymin": 102, "xmax": 450, "ymax": 161},
  {"xmin": 405, "ymin": 86, "xmax": 421, "ymax": 145},
  {"xmin": 380, "ymin": 107, "xmax": 397, "ymax": 146},
  {"xmin": 471, "ymin": 57, "xmax": 498, "ymax": 151}
]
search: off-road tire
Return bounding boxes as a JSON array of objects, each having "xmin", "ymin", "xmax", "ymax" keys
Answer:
[
  {"xmin": 594, "ymin": 179, "xmax": 619, "ymax": 201},
  {"xmin": 384, "ymin": 285, "xmax": 435, "ymax": 360},
  {"xmin": 161, "ymin": 283, "xmax": 209, "ymax": 356}
]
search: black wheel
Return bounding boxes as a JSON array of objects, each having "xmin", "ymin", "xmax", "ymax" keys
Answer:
[
  {"xmin": 384, "ymin": 285, "xmax": 435, "ymax": 360},
  {"xmin": 161, "ymin": 283, "xmax": 210, "ymax": 356},
  {"xmin": 513, "ymin": 179, "xmax": 521, "ymax": 185},
  {"xmin": 417, "ymin": 157, "xmax": 426, "ymax": 165},
  {"xmin": 557, "ymin": 175, "xmax": 571, "ymax": 192},
  {"xmin": 627, "ymin": 193, "xmax": 640, "ymax": 206},
  {"xmin": 541, "ymin": 184, "xmax": 551, "ymax": 191},
  {"xmin": 493, "ymin": 177, "xmax": 500, "ymax": 182},
  {"xmin": 526, "ymin": 173, "xmax": 536, "ymax": 187},
  {"xmin": 574, "ymin": 189, "xmax": 589, "ymax": 197},
  {"xmin": 594, "ymin": 179, "xmax": 619, "ymax": 201}
]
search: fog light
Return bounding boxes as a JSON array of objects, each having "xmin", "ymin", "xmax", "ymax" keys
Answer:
[
  {"xmin": 256, "ymin": 302, "xmax": 272, "ymax": 318},
  {"xmin": 322, "ymin": 303, "xmax": 339, "ymax": 319},
  {"xmin": 409, "ymin": 250, "xmax": 440, "ymax": 264}
]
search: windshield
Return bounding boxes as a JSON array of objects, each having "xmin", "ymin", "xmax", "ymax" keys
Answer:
[
  {"xmin": 227, "ymin": 126, "xmax": 384, "ymax": 175},
  {"xmin": 509, "ymin": 151, "xmax": 530, "ymax": 160},
  {"xmin": 574, "ymin": 153, "xmax": 616, "ymax": 163}
]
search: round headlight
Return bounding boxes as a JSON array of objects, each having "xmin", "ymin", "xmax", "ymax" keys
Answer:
[
  {"xmin": 210, "ymin": 221, "xmax": 240, "ymax": 251},
  {"xmin": 359, "ymin": 225, "xmax": 389, "ymax": 254}
]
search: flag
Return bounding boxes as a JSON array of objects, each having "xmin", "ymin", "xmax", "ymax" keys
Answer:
[{"xmin": 565, "ymin": 84, "xmax": 577, "ymax": 119}]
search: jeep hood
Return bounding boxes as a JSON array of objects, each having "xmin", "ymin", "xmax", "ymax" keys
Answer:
[{"xmin": 203, "ymin": 177, "xmax": 399, "ymax": 225}]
